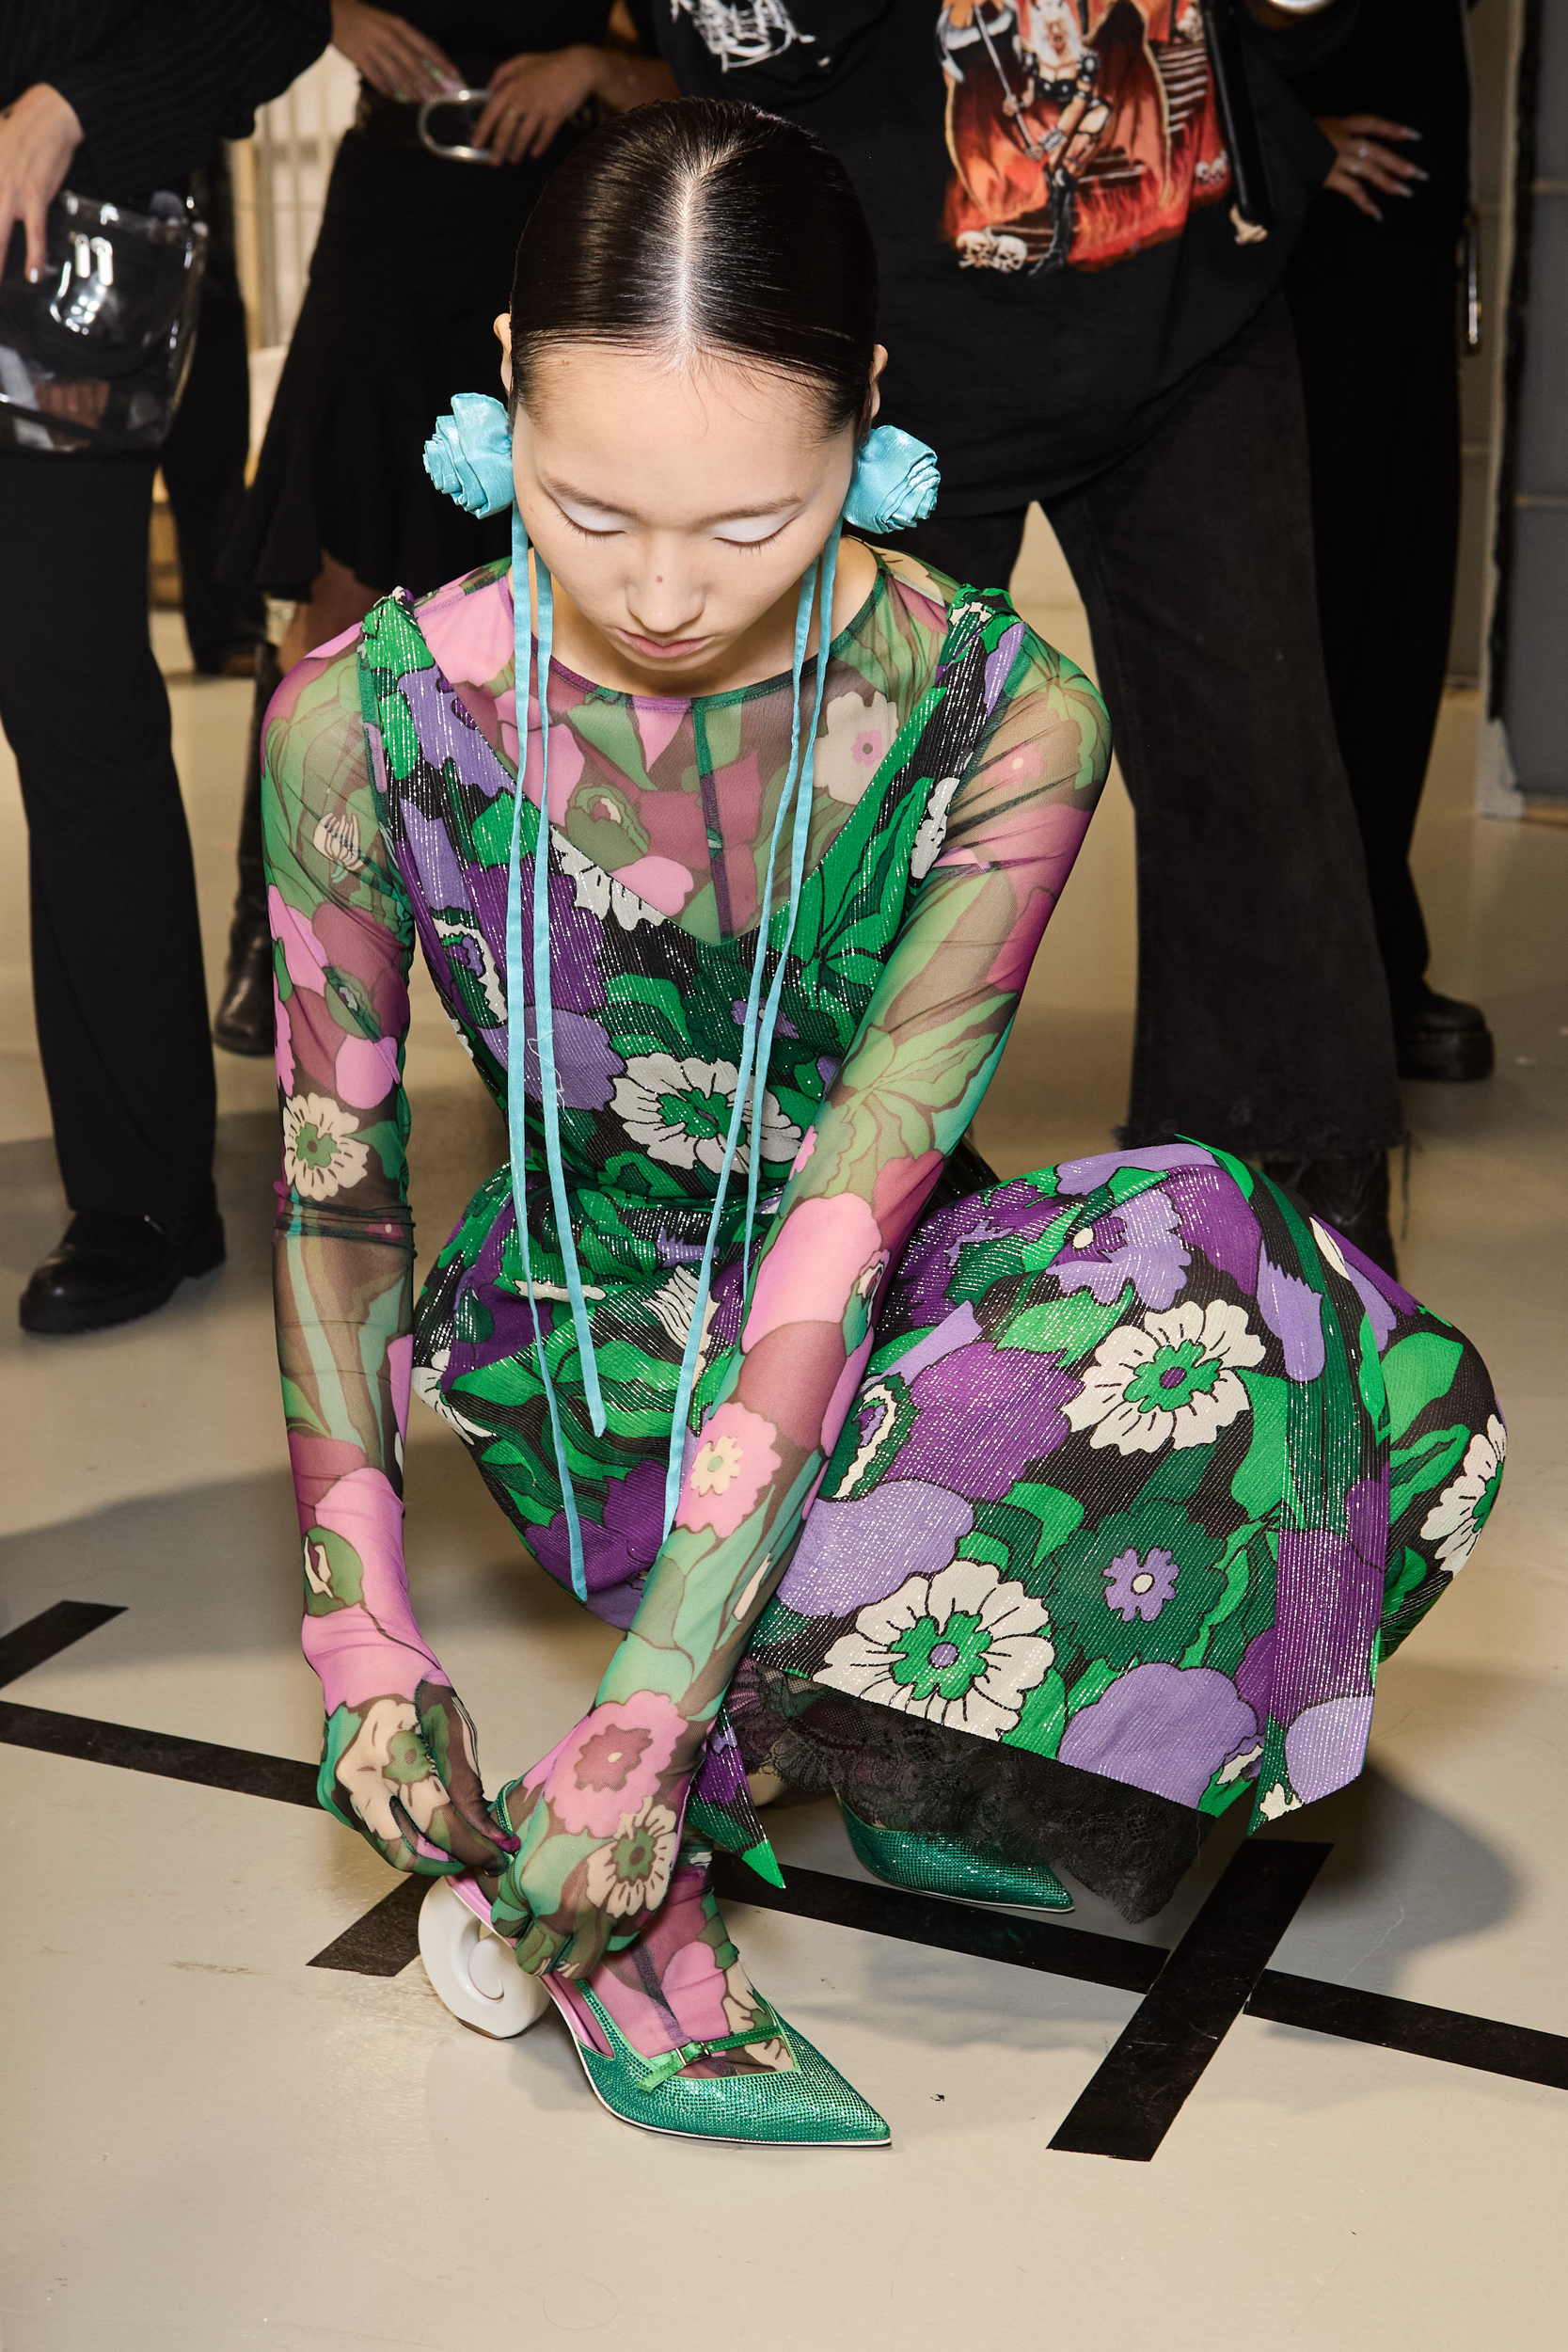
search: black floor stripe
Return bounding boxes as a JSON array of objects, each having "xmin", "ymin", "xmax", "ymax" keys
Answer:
[
  {"xmin": 309, "ymin": 1876, "xmax": 429, "ymax": 1977},
  {"xmin": 712, "ymin": 1851, "xmax": 1165, "ymax": 1993},
  {"xmin": 1248, "ymin": 1969, "xmax": 1568, "ymax": 2092},
  {"xmin": 0, "ymin": 1600, "xmax": 125, "ymax": 1687},
  {"xmin": 1049, "ymin": 1841, "xmax": 1330, "ymax": 2160},
  {"xmin": 4, "ymin": 1605, "xmax": 1567, "ymax": 2117},
  {"xmin": 0, "ymin": 1698, "xmax": 318, "ymax": 1806}
]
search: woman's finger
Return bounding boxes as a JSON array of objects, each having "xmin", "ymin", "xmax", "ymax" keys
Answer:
[
  {"xmin": 1324, "ymin": 161, "xmax": 1383, "ymax": 222},
  {"xmin": 23, "ymin": 188, "xmax": 49, "ymax": 282},
  {"xmin": 1341, "ymin": 113, "xmax": 1419, "ymax": 142}
]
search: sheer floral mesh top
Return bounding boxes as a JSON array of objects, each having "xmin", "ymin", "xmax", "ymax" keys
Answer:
[{"xmin": 263, "ymin": 547, "xmax": 1108, "ymax": 1912}]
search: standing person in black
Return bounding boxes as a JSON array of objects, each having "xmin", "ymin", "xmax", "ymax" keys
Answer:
[
  {"xmin": 1284, "ymin": 0, "xmax": 1492, "ymax": 1082},
  {"xmin": 651, "ymin": 0, "xmax": 1409, "ymax": 1271},
  {"xmin": 0, "ymin": 3, "xmax": 330, "ymax": 1336},
  {"xmin": 213, "ymin": 0, "xmax": 674, "ymax": 1054}
]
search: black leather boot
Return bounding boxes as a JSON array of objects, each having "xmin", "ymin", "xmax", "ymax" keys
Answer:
[
  {"xmin": 1258, "ymin": 1150, "xmax": 1398, "ymax": 1282},
  {"xmin": 1393, "ymin": 983, "xmax": 1495, "ymax": 1083},
  {"xmin": 214, "ymin": 641, "xmax": 282, "ymax": 1057},
  {"xmin": 213, "ymin": 899, "xmax": 275, "ymax": 1057},
  {"xmin": 20, "ymin": 1209, "xmax": 227, "ymax": 1336}
]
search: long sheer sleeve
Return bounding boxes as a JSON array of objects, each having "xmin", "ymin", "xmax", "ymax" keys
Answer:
[
  {"xmin": 264, "ymin": 639, "xmax": 514, "ymax": 1877},
  {"xmin": 493, "ymin": 622, "xmax": 1112, "ymax": 1968}
]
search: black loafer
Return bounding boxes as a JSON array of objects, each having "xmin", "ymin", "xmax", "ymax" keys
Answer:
[
  {"xmin": 19, "ymin": 1210, "xmax": 227, "ymax": 1336},
  {"xmin": 1259, "ymin": 1150, "xmax": 1398, "ymax": 1281},
  {"xmin": 1394, "ymin": 984, "xmax": 1495, "ymax": 1083},
  {"xmin": 214, "ymin": 904, "xmax": 276, "ymax": 1058}
]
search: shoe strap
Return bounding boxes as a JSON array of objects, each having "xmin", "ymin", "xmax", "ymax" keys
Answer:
[{"xmin": 633, "ymin": 2008, "xmax": 783, "ymax": 2094}]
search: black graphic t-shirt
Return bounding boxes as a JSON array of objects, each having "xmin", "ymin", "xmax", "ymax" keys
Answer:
[{"xmin": 649, "ymin": 1, "xmax": 1352, "ymax": 512}]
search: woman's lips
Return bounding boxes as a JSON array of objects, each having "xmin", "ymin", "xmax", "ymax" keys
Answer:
[{"xmin": 613, "ymin": 627, "xmax": 713, "ymax": 661}]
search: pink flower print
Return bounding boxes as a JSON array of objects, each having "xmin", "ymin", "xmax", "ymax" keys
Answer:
[
  {"xmin": 789, "ymin": 1128, "xmax": 816, "ymax": 1178},
  {"xmin": 676, "ymin": 1401, "xmax": 784, "ymax": 1542},
  {"xmin": 521, "ymin": 698, "xmax": 583, "ymax": 819},
  {"xmin": 539, "ymin": 1690, "xmax": 686, "ymax": 1838},
  {"xmin": 613, "ymin": 855, "xmax": 694, "ymax": 915},
  {"xmin": 743, "ymin": 1193, "xmax": 884, "ymax": 1349},
  {"xmin": 422, "ymin": 565, "xmax": 514, "ymax": 691},
  {"xmin": 334, "ymin": 1031, "xmax": 400, "ymax": 1109},
  {"xmin": 1102, "ymin": 1547, "xmax": 1180, "ymax": 1624}
]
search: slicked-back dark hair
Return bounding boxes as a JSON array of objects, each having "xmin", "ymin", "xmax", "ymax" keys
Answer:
[{"xmin": 509, "ymin": 98, "xmax": 879, "ymax": 437}]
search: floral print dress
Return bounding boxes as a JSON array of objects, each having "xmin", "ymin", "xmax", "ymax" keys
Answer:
[{"xmin": 265, "ymin": 550, "xmax": 1502, "ymax": 1928}]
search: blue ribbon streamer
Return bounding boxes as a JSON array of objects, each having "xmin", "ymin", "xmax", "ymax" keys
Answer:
[{"xmin": 428, "ymin": 403, "xmax": 940, "ymax": 1599}]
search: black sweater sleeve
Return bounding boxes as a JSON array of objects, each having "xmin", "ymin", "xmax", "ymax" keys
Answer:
[{"xmin": 49, "ymin": 1, "xmax": 330, "ymax": 202}]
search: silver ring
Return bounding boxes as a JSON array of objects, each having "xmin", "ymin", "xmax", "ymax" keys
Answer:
[{"xmin": 418, "ymin": 87, "xmax": 495, "ymax": 165}]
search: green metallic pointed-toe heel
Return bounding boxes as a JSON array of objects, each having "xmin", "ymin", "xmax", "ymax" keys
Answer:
[
  {"xmin": 841, "ymin": 1804, "xmax": 1074, "ymax": 1912},
  {"xmin": 548, "ymin": 1980, "xmax": 890, "ymax": 2148}
]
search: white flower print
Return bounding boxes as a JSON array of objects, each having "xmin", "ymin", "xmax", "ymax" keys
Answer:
[
  {"xmin": 814, "ymin": 689, "xmax": 898, "ymax": 806},
  {"xmin": 610, "ymin": 1054, "xmax": 800, "ymax": 1175},
  {"xmin": 554, "ymin": 833, "xmax": 666, "ymax": 931},
  {"xmin": 910, "ymin": 775, "xmax": 960, "ymax": 881},
  {"xmin": 312, "ymin": 806, "xmax": 363, "ymax": 873},
  {"xmin": 1065, "ymin": 1298, "xmax": 1265, "ymax": 1455},
  {"xmin": 1258, "ymin": 1781, "xmax": 1304, "ymax": 1822},
  {"xmin": 411, "ymin": 1346, "xmax": 492, "ymax": 1443},
  {"xmin": 1419, "ymin": 1415, "xmax": 1507, "ymax": 1571},
  {"xmin": 335, "ymin": 1698, "xmax": 447, "ymax": 1846},
  {"xmin": 282, "ymin": 1092, "xmax": 370, "ymax": 1200},
  {"xmin": 817, "ymin": 1556, "xmax": 1054, "ymax": 1738},
  {"xmin": 583, "ymin": 1797, "xmax": 680, "ymax": 1917}
]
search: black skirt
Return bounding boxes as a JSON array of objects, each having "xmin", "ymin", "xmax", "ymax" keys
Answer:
[{"xmin": 226, "ymin": 126, "xmax": 572, "ymax": 600}]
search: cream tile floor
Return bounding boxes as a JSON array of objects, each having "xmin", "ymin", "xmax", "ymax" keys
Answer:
[{"xmin": 2, "ymin": 520, "xmax": 1565, "ymax": 2351}]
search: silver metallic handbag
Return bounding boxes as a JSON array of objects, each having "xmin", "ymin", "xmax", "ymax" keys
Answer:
[{"xmin": 0, "ymin": 186, "xmax": 207, "ymax": 453}]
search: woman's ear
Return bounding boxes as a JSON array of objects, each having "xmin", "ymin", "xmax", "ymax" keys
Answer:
[
  {"xmin": 495, "ymin": 311, "xmax": 514, "ymax": 401},
  {"xmin": 867, "ymin": 343, "xmax": 888, "ymax": 427}
]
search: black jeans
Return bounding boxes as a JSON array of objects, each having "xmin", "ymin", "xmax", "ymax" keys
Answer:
[
  {"xmin": 894, "ymin": 295, "xmax": 1402, "ymax": 1163},
  {"xmin": 1287, "ymin": 222, "xmax": 1462, "ymax": 1008},
  {"xmin": 0, "ymin": 450, "xmax": 217, "ymax": 1219}
]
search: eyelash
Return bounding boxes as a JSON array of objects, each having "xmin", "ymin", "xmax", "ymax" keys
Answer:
[{"xmin": 557, "ymin": 517, "xmax": 786, "ymax": 554}]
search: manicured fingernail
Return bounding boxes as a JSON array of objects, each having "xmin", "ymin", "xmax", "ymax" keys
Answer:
[
  {"xmin": 1410, "ymin": 167, "xmax": 1430, "ymax": 181},
  {"xmin": 26, "ymin": 265, "xmax": 40, "ymax": 282}
]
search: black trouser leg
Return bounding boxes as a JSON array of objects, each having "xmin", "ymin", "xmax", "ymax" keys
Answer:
[
  {"xmin": 0, "ymin": 452, "xmax": 216, "ymax": 1218},
  {"xmin": 894, "ymin": 303, "xmax": 1402, "ymax": 1159},
  {"xmin": 1042, "ymin": 298, "xmax": 1401, "ymax": 1158},
  {"xmin": 1286, "ymin": 224, "xmax": 1462, "ymax": 1007}
]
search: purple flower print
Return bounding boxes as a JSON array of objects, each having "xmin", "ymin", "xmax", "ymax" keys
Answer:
[
  {"xmin": 779, "ymin": 1477, "xmax": 974, "ymax": 1616},
  {"xmin": 983, "ymin": 622, "xmax": 1025, "ymax": 713},
  {"xmin": 1284, "ymin": 1692, "xmax": 1376, "ymax": 1804},
  {"xmin": 518, "ymin": 1006, "xmax": 624, "ymax": 1111},
  {"xmin": 1257, "ymin": 1249, "xmax": 1326, "ymax": 1382},
  {"xmin": 530, "ymin": 1456, "xmax": 667, "ymax": 1625},
  {"xmin": 1057, "ymin": 1662, "xmax": 1259, "ymax": 1807},
  {"xmin": 1053, "ymin": 1188, "xmax": 1190, "ymax": 1311},
  {"xmin": 1102, "ymin": 1547, "xmax": 1180, "ymax": 1624},
  {"xmin": 402, "ymin": 803, "xmax": 470, "ymax": 914},
  {"xmin": 893, "ymin": 1339, "xmax": 1078, "ymax": 1500},
  {"xmin": 692, "ymin": 1716, "xmax": 750, "ymax": 1808},
  {"xmin": 1055, "ymin": 1143, "xmax": 1216, "ymax": 1196},
  {"xmin": 398, "ymin": 666, "xmax": 509, "ymax": 800},
  {"xmin": 1164, "ymin": 1165, "xmax": 1262, "ymax": 1293}
]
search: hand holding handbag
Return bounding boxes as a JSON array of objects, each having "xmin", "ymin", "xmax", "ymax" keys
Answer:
[{"xmin": 0, "ymin": 186, "xmax": 207, "ymax": 454}]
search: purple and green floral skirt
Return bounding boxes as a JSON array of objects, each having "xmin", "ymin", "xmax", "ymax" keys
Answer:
[{"xmin": 441, "ymin": 1140, "xmax": 1501, "ymax": 1922}]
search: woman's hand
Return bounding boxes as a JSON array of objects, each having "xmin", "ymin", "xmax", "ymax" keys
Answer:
[
  {"xmin": 484, "ymin": 1692, "xmax": 699, "ymax": 1975},
  {"xmin": 329, "ymin": 0, "xmax": 460, "ymax": 101},
  {"xmin": 1319, "ymin": 114, "xmax": 1428, "ymax": 222},
  {"xmin": 320, "ymin": 1677, "xmax": 521, "ymax": 1876},
  {"xmin": 0, "ymin": 84, "xmax": 82, "ymax": 283},
  {"xmin": 470, "ymin": 48, "xmax": 603, "ymax": 164}
]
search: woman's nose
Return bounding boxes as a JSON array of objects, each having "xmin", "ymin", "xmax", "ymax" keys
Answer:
[{"xmin": 625, "ymin": 564, "xmax": 705, "ymax": 640}]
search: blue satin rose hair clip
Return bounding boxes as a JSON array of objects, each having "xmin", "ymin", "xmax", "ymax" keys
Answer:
[{"xmin": 424, "ymin": 394, "xmax": 940, "ymax": 532}]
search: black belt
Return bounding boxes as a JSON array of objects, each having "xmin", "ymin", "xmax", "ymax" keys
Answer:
[{"xmin": 353, "ymin": 61, "xmax": 504, "ymax": 162}]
